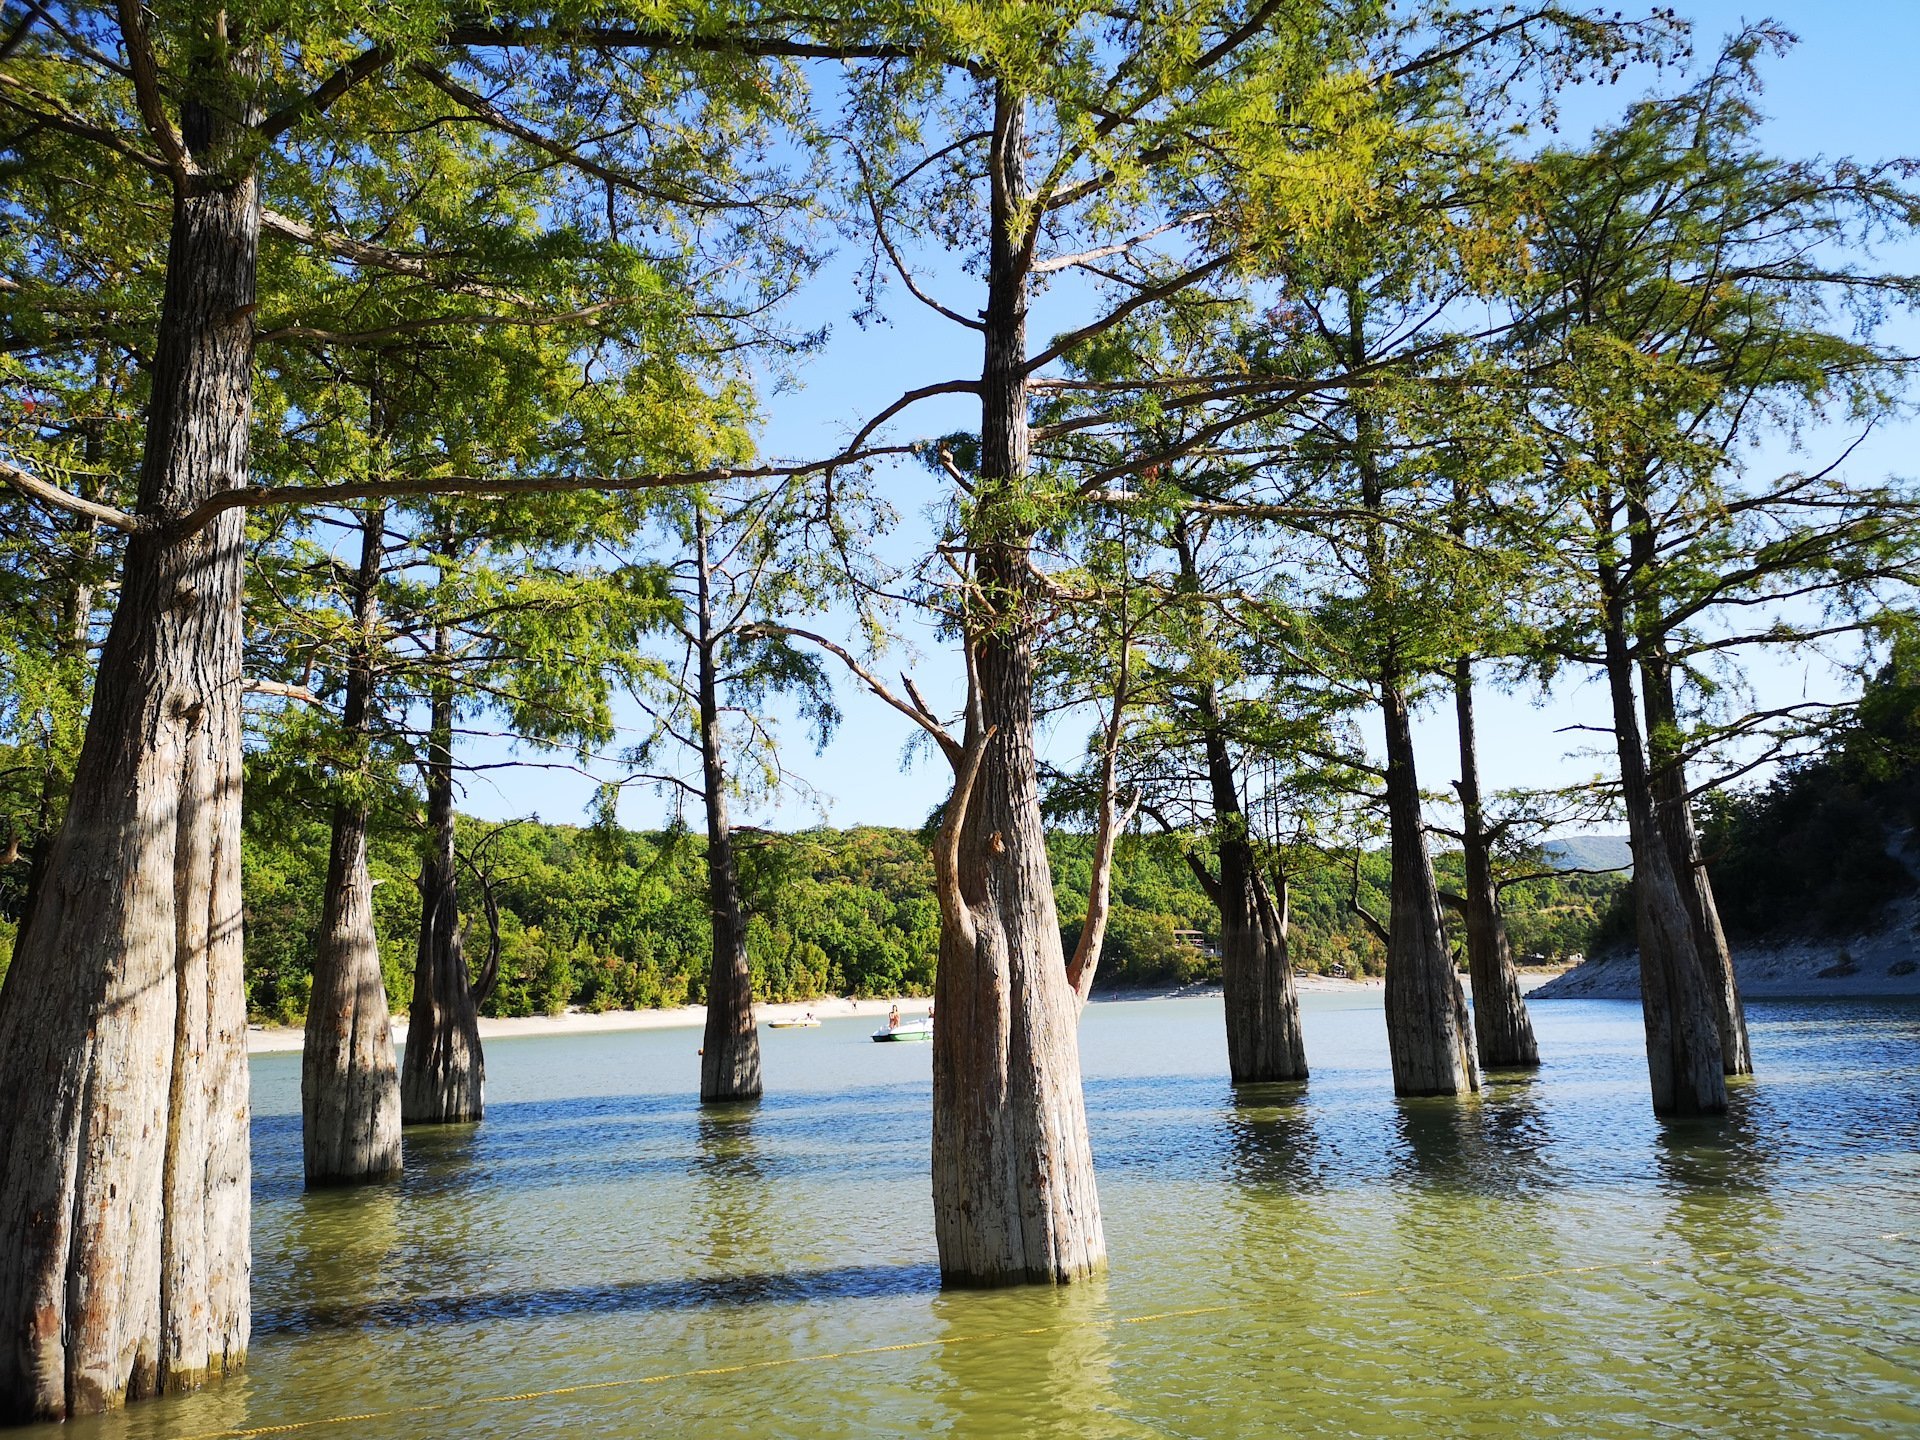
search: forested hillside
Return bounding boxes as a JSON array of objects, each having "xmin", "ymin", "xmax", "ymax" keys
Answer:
[
  {"xmin": 227, "ymin": 807, "xmax": 1622, "ymax": 1023},
  {"xmin": 1695, "ymin": 643, "xmax": 1920, "ymax": 939}
]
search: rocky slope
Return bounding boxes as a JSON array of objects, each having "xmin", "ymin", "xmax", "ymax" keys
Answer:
[{"xmin": 1532, "ymin": 892, "xmax": 1920, "ymax": 999}]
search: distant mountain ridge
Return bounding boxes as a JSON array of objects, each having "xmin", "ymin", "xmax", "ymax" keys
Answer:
[{"xmin": 1540, "ymin": 835, "xmax": 1633, "ymax": 874}]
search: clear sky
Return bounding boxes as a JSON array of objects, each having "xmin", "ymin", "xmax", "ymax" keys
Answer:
[{"xmin": 456, "ymin": 1, "xmax": 1920, "ymax": 835}]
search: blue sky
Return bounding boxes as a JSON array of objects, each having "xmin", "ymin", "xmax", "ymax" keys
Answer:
[{"xmin": 458, "ymin": 1, "xmax": 1920, "ymax": 835}]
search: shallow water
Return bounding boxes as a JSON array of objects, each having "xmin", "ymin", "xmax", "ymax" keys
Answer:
[{"xmin": 41, "ymin": 993, "xmax": 1920, "ymax": 1440}]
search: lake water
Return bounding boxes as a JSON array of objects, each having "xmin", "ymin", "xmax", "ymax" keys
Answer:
[{"xmin": 37, "ymin": 992, "xmax": 1920, "ymax": 1439}]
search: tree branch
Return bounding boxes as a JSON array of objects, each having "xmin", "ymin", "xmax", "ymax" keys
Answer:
[
  {"xmin": 258, "ymin": 43, "xmax": 393, "ymax": 141},
  {"xmin": 0, "ymin": 456, "xmax": 141, "ymax": 533}
]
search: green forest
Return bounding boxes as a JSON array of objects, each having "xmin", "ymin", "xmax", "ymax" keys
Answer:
[{"xmin": 226, "ymin": 801, "xmax": 1622, "ymax": 1024}]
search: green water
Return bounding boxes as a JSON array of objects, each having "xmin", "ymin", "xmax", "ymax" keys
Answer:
[{"xmin": 40, "ymin": 993, "xmax": 1920, "ymax": 1439}]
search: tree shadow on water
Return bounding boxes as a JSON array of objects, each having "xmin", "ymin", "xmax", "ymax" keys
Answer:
[
  {"xmin": 255, "ymin": 1258, "xmax": 943, "ymax": 1337},
  {"xmin": 1651, "ymin": 1085, "xmax": 1782, "ymax": 1260}
]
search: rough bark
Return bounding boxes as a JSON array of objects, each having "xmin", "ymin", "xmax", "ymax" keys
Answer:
[
  {"xmin": 695, "ymin": 512, "xmax": 762, "ymax": 1103},
  {"xmin": 1214, "ymin": 839, "xmax": 1306, "ymax": 1085},
  {"xmin": 301, "ymin": 504, "xmax": 403, "ymax": 1183},
  {"xmin": 1452, "ymin": 658, "xmax": 1539, "ymax": 1069},
  {"xmin": 1196, "ymin": 726, "xmax": 1305, "ymax": 1085},
  {"xmin": 0, "ymin": 103, "xmax": 257, "ymax": 1420},
  {"xmin": 930, "ymin": 83, "xmax": 1104, "ymax": 1287},
  {"xmin": 1380, "ymin": 671, "xmax": 1481, "ymax": 1096},
  {"xmin": 399, "ymin": 664, "xmax": 486, "ymax": 1124},
  {"xmin": 1640, "ymin": 651, "xmax": 1751, "ymax": 1076},
  {"xmin": 1602, "ymin": 609, "xmax": 1726, "ymax": 1114},
  {"xmin": 302, "ymin": 807, "xmax": 403, "ymax": 1181}
]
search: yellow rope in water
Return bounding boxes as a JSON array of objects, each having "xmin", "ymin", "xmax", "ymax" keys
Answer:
[{"xmin": 180, "ymin": 1229, "xmax": 1913, "ymax": 1440}]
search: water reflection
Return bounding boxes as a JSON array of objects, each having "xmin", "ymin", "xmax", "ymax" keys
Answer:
[
  {"xmin": 1221, "ymin": 1081, "xmax": 1319, "ymax": 1191},
  {"xmin": 925, "ymin": 1280, "xmax": 1148, "ymax": 1439},
  {"xmin": 274, "ymin": 1178, "xmax": 402, "ymax": 1316},
  {"xmin": 1652, "ymin": 1085, "xmax": 1773, "ymax": 1202},
  {"xmin": 690, "ymin": 1100, "xmax": 780, "ymax": 1275},
  {"xmin": 25, "ymin": 997, "xmax": 1918, "ymax": 1440},
  {"xmin": 1387, "ymin": 1077, "xmax": 1553, "ymax": 1198},
  {"xmin": 1651, "ymin": 1084, "xmax": 1786, "ymax": 1290}
]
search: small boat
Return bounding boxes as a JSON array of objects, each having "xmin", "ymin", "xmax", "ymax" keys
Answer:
[
  {"xmin": 767, "ymin": 1017, "xmax": 820, "ymax": 1029},
  {"xmin": 873, "ymin": 1018, "xmax": 933, "ymax": 1043}
]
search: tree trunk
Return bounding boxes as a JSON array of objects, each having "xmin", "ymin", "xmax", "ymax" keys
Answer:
[
  {"xmin": 1216, "ymin": 837, "xmax": 1306, "ymax": 1084},
  {"xmin": 1380, "ymin": 670, "xmax": 1480, "ymax": 1096},
  {"xmin": 1453, "ymin": 658, "xmax": 1539, "ymax": 1069},
  {"xmin": 1345, "ymin": 291, "xmax": 1475, "ymax": 1096},
  {"xmin": 303, "ymin": 806, "xmax": 403, "ymax": 1180},
  {"xmin": 1168, "ymin": 521, "xmax": 1306, "ymax": 1081},
  {"xmin": 399, "ymin": 660, "xmax": 485, "ymax": 1124},
  {"xmin": 930, "ymin": 83, "xmax": 1104, "ymax": 1287},
  {"xmin": 0, "ymin": 107, "xmax": 258, "ymax": 1420},
  {"xmin": 1640, "ymin": 650, "xmax": 1751, "ymax": 1075},
  {"xmin": 1200, "ymin": 719, "xmax": 1305, "ymax": 1084},
  {"xmin": 695, "ymin": 512, "xmax": 761, "ymax": 1103},
  {"xmin": 1601, "ymin": 610, "xmax": 1726, "ymax": 1114},
  {"xmin": 301, "ymin": 504, "xmax": 402, "ymax": 1183}
]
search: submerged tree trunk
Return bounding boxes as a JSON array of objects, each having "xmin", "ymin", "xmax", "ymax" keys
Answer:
[
  {"xmin": 1167, "ymin": 521, "xmax": 1305, "ymax": 1081},
  {"xmin": 399, "ymin": 658, "xmax": 486, "ymax": 1124},
  {"xmin": 302, "ymin": 503, "xmax": 402, "ymax": 1184},
  {"xmin": 1345, "ymin": 292, "xmax": 1475, "ymax": 1097},
  {"xmin": 695, "ymin": 512, "xmax": 762, "ymax": 1103},
  {"xmin": 930, "ymin": 83, "xmax": 1104, "ymax": 1287},
  {"xmin": 1453, "ymin": 658, "xmax": 1539, "ymax": 1069},
  {"xmin": 1380, "ymin": 670, "xmax": 1480, "ymax": 1095},
  {"xmin": 1601, "ymin": 608, "xmax": 1726, "ymax": 1114},
  {"xmin": 1200, "ymin": 721, "xmax": 1306, "ymax": 1085},
  {"xmin": 304, "ymin": 807, "xmax": 403, "ymax": 1180},
  {"xmin": 0, "ymin": 96, "xmax": 258, "ymax": 1420},
  {"xmin": 1215, "ymin": 834, "xmax": 1306, "ymax": 1084},
  {"xmin": 1640, "ymin": 651, "xmax": 1751, "ymax": 1076}
]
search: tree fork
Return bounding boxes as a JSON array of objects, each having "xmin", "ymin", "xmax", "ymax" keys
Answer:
[
  {"xmin": 1347, "ymin": 293, "xmax": 1476, "ymax": 1097},
  {"xmin": 1602, "ymin": 610, "xmax": 1726, "ymax": 1115},
  {"xmin": 1380, "ymin": 670, "xmax": 1480, "ymax": 1096},
  {"xmin": 399, "ymin": 642, "xmax": 486, "ymax": 1125},
  {"xmin": 930, "ymin": 82, "xmax": 1105, "ymax": 1287},
  {"xmin": 1170, "ymin": 519, "xmax": 1306, "ymax": 1082},
  {"xmin": 1639, "ymin": 651, "xmax": 1751, "ymax": 1076}
]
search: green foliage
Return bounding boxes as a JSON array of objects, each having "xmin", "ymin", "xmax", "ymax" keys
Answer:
[
  {"xmin": 1698, "ymin": 638, "xmax": 1920, "ymax": 939},
  {"xmin": 232, "ymin": 798, "xmax": 1625, "ymax": 1022}
]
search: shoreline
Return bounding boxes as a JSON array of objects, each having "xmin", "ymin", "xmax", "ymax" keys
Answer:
[{"xmin": 245, "ymin": 973, "xmax": 1400, "ymax": 1055}]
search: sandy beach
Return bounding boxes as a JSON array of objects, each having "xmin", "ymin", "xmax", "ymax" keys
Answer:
[{"xmin": 245, "ymin": 973, "xmax": 1397, "ymax": 1054}]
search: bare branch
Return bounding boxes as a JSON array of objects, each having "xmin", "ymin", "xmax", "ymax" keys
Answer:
[
  {"xmin": 748, "ymin": 623, "xmax": 960, "ymax": 763},
  {"xmin": 0, "ymin": 456, "xmax": 141, "ymax": 533},
  {"xmin": 164, "ymin": 444, "xmax": 917, "ymax": 538}
]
